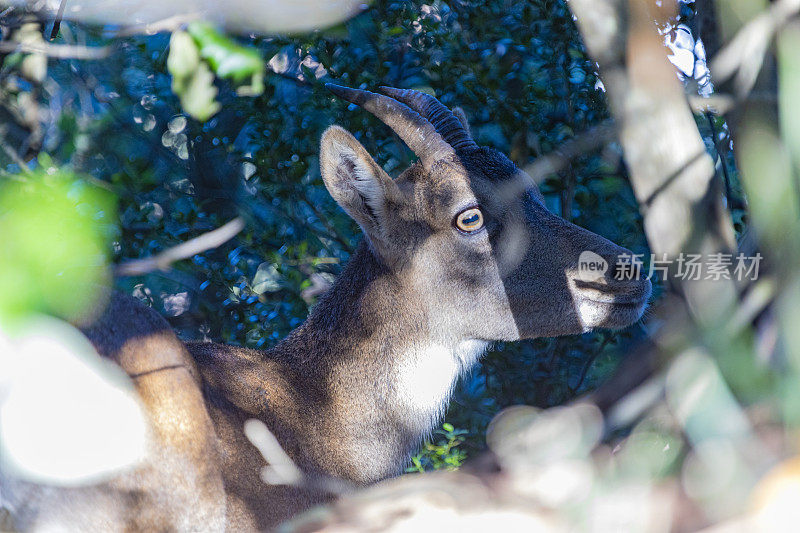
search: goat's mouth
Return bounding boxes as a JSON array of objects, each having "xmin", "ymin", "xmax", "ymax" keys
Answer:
[{"xmin": 571, "ymin": 278, "xmax": 652, "ymax": 331}]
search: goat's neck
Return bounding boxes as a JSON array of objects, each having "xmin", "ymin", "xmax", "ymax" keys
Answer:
[{"xmin": 270, "ymin": 242, "xmax": 486, "ymax": 481}]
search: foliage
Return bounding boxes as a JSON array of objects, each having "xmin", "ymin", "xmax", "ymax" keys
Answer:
[
  {"xmin": 168, "ymin": 22, "xmax": 265, "ymax": 121},
  {"xmin": 187, "ymin": 23, "xmax": 265, "ymax": 95},
  {"xmin": 407, "ymin": 422, "xmax": 469, "ymax": 472}
]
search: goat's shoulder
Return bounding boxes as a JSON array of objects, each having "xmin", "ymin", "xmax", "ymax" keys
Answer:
[{"xmin": 186, "ymin": 341, "xmax": 301, "ymax": 420}]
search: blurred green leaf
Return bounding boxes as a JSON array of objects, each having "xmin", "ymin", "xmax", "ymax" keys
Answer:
[
  {"xmin": 168, "ymin": 30, "xmax": 220, "ymax": 121},
  {"xmin": 778, "ymin": 22, "xmax": 800, "ymax": 183},
  {"xmin": 0, "ymin": 168, "xmax": 117, "ymax": 323},
  {"xmin": 167, "ymin": 30, "xmax": 200, "ymax": 80},
  {"xmin": 187, "ymin": 22, "xmax": 264, "ymax": 96}
]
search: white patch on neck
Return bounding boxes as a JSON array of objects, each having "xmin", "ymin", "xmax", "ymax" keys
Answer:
[{"xmin": 392, "ymin": 340, "xmax": 488, "ymax": 432}]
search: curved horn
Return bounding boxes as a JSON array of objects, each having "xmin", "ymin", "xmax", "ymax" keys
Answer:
[
  {"xmin": 378, "ymin": 86, "xmax": 478, "ymax": 151},
  {"xmin": 325, "ymin": 84, "xmax": 454, "ymax": 169}
]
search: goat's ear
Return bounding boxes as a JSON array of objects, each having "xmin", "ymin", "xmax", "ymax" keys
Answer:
[
  {"xmin": 452, "ymin": 107, "xmax": 471, "ymax": 137},
  {"xmin": 320, "ymin": 126, "xmax": 401, "ymax": 247}
]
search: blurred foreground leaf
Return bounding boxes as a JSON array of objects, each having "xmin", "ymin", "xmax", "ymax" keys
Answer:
[
  {"xmin": 168, "ymin": 30, "xmax": 220, "ymax": 122},
  {"xmin": 168, "ymin": 24, "xmax": 264, "ymax": 121},
  {"xmin": 0, "ymin": 317, "xmax": 146, "ymax": 485},
  {"xmin": 187, "ymin": 22, "xmax": 264, "ymax": 96},
  {"xmin": 0, "ymin": 165, "xmax": 116, "ymax": 322}
]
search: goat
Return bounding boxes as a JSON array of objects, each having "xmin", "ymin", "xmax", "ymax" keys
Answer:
[{"xmin": 0, "ymin": 85, "xmax": 651, "ymax": 531}]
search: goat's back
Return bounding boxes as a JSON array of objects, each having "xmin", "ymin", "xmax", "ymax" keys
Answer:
[{"xmin": 2, "ymin": 293, "xmax": 227, "ymax": 532}]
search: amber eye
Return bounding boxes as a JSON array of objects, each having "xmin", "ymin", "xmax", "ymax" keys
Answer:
[{"xmin": 454, "ymin": 207, "xmax": 484, "ymax": 233}]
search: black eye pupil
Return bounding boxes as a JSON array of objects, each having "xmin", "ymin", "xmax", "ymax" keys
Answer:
[{"xmin": 463, "ymin": 214, "xmax": 478, "ymax": 225}]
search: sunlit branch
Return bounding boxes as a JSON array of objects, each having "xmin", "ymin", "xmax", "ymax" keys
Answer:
[
  {"xmin": 115, "ymin": 217, "xmax": 245, "ymax": 277},
  {"xmin": 710, "ymin": 0, "xmax": 800, "ymax": 96},
  {"xmin": 0, "ymin": 41, "xmax": 111, "ymax": 60},
  {"xmin": 243, "ymin": 419, "xmax": 352, "ymax": 495}
]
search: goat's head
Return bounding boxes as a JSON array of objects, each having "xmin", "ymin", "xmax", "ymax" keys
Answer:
[{"xmin": 321, "ymin": 85, "xmax": 651, "ymax": 341}]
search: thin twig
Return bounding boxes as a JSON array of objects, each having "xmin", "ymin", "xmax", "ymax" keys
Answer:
[
  {"xmin": 0, "ymin": 167, "xmax": 26, "ymax": 182},
  {"xmin": 49, "ymin": 0, "xmax": 67, "ymax": 41},
  {"xmin": 243, "ymin": 418, "xmax": 352, "ymax": 495},
  {"xmin": 688, "ymin": 92, "xmax": 778, "ymax": 116},
  {"xmin": 570, "ymin": 336, "xmax": 612, "ymax": 395},
  {"xmin": 243, "ymin": 419, "xmax": 304, "ymax": 486},
  {"xmin": 268, "ymin": 66, "xmax": 313, "ymax": 87},
  {"xmin": 0, "ymin": 126, "xmax": 31, "ymax": 174},
  {"xmin": 522, "ymin": 119, "xmax": 616, "ymax": 183},
  {"xmin": 0, "ymin": 41, "xmax": 110, "ymax": 59},
  {"xmin": 687, "ymin": 93, "xmax": 736, "ymax": 114},
  {"xmin": 113, "ymin": 13, "xmax": 201, "ymax": 38},
  {"xmin": 115, "ymin": 217, "xmax": 245, "ymax": 277},
  {"xmin": 704, "ymin": 112, "xmax": 733, "ymax": 203},
  {"xmin": 301, "ymin": 197, "xmax": 353, "ymax": 251}
]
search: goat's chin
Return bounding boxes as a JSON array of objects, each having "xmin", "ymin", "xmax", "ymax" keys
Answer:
[{"xmin": 576, "ymin": 298, "xmax": 648, "ymax": 332}]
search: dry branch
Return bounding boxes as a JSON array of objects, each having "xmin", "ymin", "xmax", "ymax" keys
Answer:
[
  {"xmin": 710, "ymin": 0, "xmax": 800, "ymax": 97},
  {"xmin": 0, "ymin": 41, "xmax": 111, "ymax": 60},
  {"xmin": 522, "ymin": 119, "xmax": 616, "ymax": 183},
  {"xmin": 244, "ymin": 419, "xmax": 352, "ymax": 496},
  {"xmin": 0, "ymin": 126, "xmax": 31, "ymax": 173},
  {"xmin": 564, "ymin": 0, "xmax": 745, "ymax": 426},
  {"xmin": 48, "ymin": 0, "xmax": 68, "ymax": 41},
  {"xmin": 115, "ymin": 217, "xmax": 245, "ymax": 277}
]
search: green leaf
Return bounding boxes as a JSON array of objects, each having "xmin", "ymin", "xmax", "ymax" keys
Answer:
[
  {"xmin": 178, "ymin": 61, "xmax": 221, "ymax": 122},
  {"xmin": 168, "ymin": 24, "xmax": 264, "ymax": 120},
  {"xmin": 187, "ymin": 22, "xmax": 264, "ymax": 96},
  {"xmin": 168, "ymin": 30, "xmax": 220, "ymax": 121},
  {"xmin": 0, "ymin": 168, "xmax": 117, "ymax": 322},
  {"xmin": 167, "ymin": 30, "xmax": 200, "ymax": 80}
]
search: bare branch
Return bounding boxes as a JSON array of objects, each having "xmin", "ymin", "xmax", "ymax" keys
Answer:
[
  {"xmin": 48, "ymin": 0, "xmax": 67, "ymax": 41},
  {"xmin": 569, "ymin": 0, "xmax": 737, "ymax": 273},
  {"xmin": 688, "ymin": 94, "xmax": 736, "ymax": 115},
  {"xmin": 710, "ymin": 0, "xmax": 800, "ymax": 97},
  {"xmin": 0, "ymin": 41, "xmax": 111, "ymax": 60},
  {"xmin": 243, "ymin": 418, "xmax": 352, "ymax": 496},
  {"xmin": 566, "ymin": 0, "xmax": 742, "ymax": 422},
  {"xmin": 115, "ymin": 217, "xmax": 245, "ymax": 277},
  {"xmin": 0, "ymin": 126, "xmax": 32, "ymax": 174},
  {"xmin": 522, "ymin": 119, "xmax": 616, "ymax": 183},
  {"xmin": 112, "ymin": 13, "xmax": 202, "ymax": 38}
]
